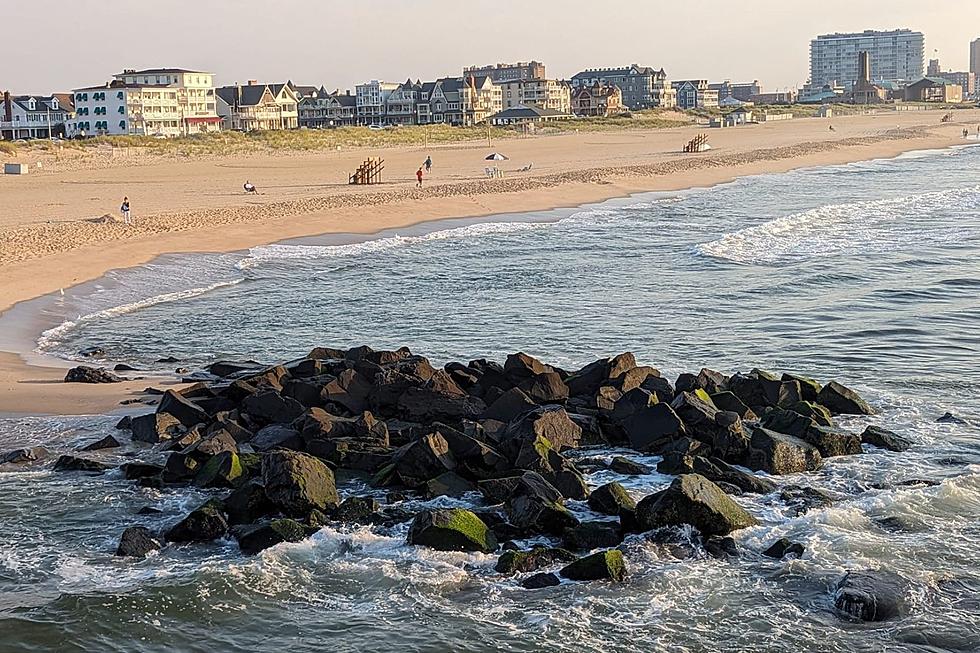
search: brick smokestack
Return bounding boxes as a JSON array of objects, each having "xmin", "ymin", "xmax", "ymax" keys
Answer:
[{"xmin": 858, "ymin": 51, "xmax": 871, "ymax": 83}]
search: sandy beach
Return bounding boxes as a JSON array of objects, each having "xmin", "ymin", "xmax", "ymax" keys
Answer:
[{"xmin": 1, "ymin": 108, "xmax": 977, "ymax": 415}]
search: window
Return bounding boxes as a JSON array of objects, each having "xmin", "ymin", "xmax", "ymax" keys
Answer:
[{"xmin": 118, "ymin": 106, "xmax": 126, "ymax": 114}]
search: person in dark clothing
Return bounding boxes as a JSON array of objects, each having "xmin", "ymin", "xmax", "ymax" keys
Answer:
[{"xmin": 416, "ymin": 167, "xmax": 424, "ymax": 187}]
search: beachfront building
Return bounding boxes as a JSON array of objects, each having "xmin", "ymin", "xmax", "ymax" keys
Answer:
[
  {"xmin": 462, "ymin": 61, "xmax": 546, "ymax": 83},
  {"xmin": 708, "ymin": 81, "xmax": 762, "ymax": 102},
  {"xmin": 673, "ymin": 80, "xmax": 719, "ymax": 110},
  {"xmin": 498, "ymin": 78, "xmax": 571, "ymax": 114},
  {"xmin": 216, "ymin": 82, "xmax": 299, "ymax": 131},
  {"xmin": 385, "ymin": 79, "xmax": 423, "ymax": 126},
  {"xmin": 67, "ymin": 68, "xmax": 221, "ymax": 137},
  {"xmin": 571, "ymin": 83, "xmax": 623, "ymax": 117},
  {"xmin": 904, "ymin": 78, "xmax": 963, "ymax": 103},
  {"xmin": 487, "ymin": 105, "xmax": 572, "ymax": 126},
  {"xmin": 416, "ymin": 78, "xmax": 463, "ymax": 125},
  {"xmin": 748, "ymin": 90, "xmax": 797, "ymax": 105},
  {"xmin": 1, "ymin": 92, "xmax": 73, "ymax": 140},
  {"xmin": 461, "ymin": 75, "xmax": 503, "ymax": 126},
  {"xmin": 570, "ymin": 65, "xmax": 676, "ymax": 110},
  {"xmin": 850, "ymin": 52, "xmax": 889, "ymax": 104},
  {"xmin": 297, "ymin": 87, "xmax": 349, "ymax": 128},
  {"xmin": 942, "ymin": 71, "xmax": 976, "ymax": 99},
  {"xmin": 355, "ymin": 80, "xmax": 399, "ymax": 126},
  {"xmin": 809, "ymin": 29, "xmax": 925, "ymax": 90}
]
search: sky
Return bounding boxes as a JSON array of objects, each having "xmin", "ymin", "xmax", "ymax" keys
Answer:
[{"xmin": 2, "ymin": 0, "xmax": 978, "ymax": 93}]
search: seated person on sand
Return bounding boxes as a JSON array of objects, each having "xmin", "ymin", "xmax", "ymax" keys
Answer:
[{"xmin": 244, "ymin": 180, "xmax": 257, "ymax": 193}]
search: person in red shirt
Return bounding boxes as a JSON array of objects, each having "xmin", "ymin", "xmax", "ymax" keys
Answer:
[{"xmin": 416, "ymin": 167, "xmax": 424, "ymax": 187}]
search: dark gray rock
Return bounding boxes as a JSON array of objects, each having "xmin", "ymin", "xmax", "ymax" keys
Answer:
[
  {"xmin": 609, "ymin": 456, "xmax": 652, "ymax": 475},
  {"xmin": 860, "ymin": 425, "xmax": 911, "ymax": 452},
  {"xmin": 80, "ymin": 435, "xmax": 122, "ymax": 451},
  {"xmin": 817, "ymin": 381, "xmax": 875, "ymax": 416},
  {"xmin": 157, "ymin": 390, "xmax": 208, "ymax": 427},
  {"xmin": 1, "ymin": 446, "xmax": 49, "ymax": 465},
  {"xmin": 407, "ymin": 508, "xmax": 498, "ymax": 553},
  {"xmin": 587, "ymin": 482, "xmax": 636, "ymax": 516},
  {"xmin": 243, "ymin": 390, "xmax": 306, "ymax": 424},
  {"xmin": 779, "ymin": 485, "xmax": 835, "ymax": 516},
  {"xmin": 561, "ymin": 521, "xmax": 623, "ymax": 551},
  {"xmin": 495, "ymin": 546, "xmax": 577, "ymax": 574},
  {"xmin": 636, "ymin": 474, "xmax": 758, "ymax": 536},
  {"xmin": 130, "ymin": 412, "xmax": 185, "ymax": 444},
  {"xmin": 747, "ymin": 427, "xmax": 822, "ymax": 475},
  {"xmin": 481, "ymin": 387, "xmax": 537, "ymax": 422},
  {"xmin": 559, "ymin": 549, "xmax": 627, "ymax": 582},
  {"xmin": 116, "ymin": 526, "xmax": 162, "ymax": 558},
  {"xmin": 165, "ymin": 500, "xmax": 229, "ymax": 543},
  {"xmin": 262, "ymin": 451, "xmax": 339, "ymax": 515},
  {"xmin": 762, "ymin": 537, "xmax": 805, "ymax": 559},
  {"xmin": 53, "ymin": 454, "xmax": 111, "ymax": 473},
  {"xmin": 834, "ymin": 570, "xmax": 910, "ymax": 622},
  {"xmin": 521, "ymin": 572, "xmax": 561, "ymax": 588},
  {"xmin": 251, "ymin": 424, "xmax": 303, "ymax": 452},
  {"xmin": 64, "ymin": 366, "xmax": 121, "ymax": 383},
  {"xmin": 234, "ymin": 518, "xmax": 306, "ymax": 555}
]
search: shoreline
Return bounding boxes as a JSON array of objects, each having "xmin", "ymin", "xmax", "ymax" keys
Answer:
[{"xmin": 0, "ymin": 117, "xmax": 973, "ymax": 417}]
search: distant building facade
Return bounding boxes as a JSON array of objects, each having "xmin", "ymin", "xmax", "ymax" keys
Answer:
[
  {"xmin": 216, "ymin": 82, "xmax": 299, "ymax": 131},
  {"xmin": 385, "ymin": 79, "xmax": 422, "ymax": 126},
  {"xmin": 298, "ymin": 87, "xmax": 357, "ymax": 128},
  {"xmin": 943, "ymin": 71, "xmax": 976, "ymax": 99},
  {"xmin": 851, "ymin": 52, "xmax": 889, "ymax": 104},
  {"xmin": 461, "ymin": 75, "xmax": 503, "ymax": 125},
  {"xmin": 487, "ymin": 105, "xmax": 571, "ymax": 126},
  {"xmin": 462, "ymin": 61, "xmax": 546, "ymax": 83},
  {"xmin": 355, "ymin": 80, "xmax": 400, "ymax": 126},
  {"xmin": 1, "ymin": 92, "xmax": 72, "ymax": 139},
  {"xmin": 972, "ymin": 38, "xmax": 980, "ymax": 76},
  {"xmin": 749, "ymin": 90, "xmax": 797, "ymax": 104},
  {"xmin": 927, "ymin": 59, "xmax": 942, "ymax": 77},
  {"xmin": 709, "ymin": 81, "xmax": 762, "ymax": 102},
  {"xmin": 809, "ymin": 29, "xmax": 925, "ymax": 89},
  {"xmin": 904, "ymin": 77, "xmax": 963, "ymax": 103},
  {"xmin": 673, "ymin": 80, "xmax": 719, "ymax": 109},
  {"xmin": 67, "ymin": 68, "xmax": 221, "ymax": 137},
  {"xmin": 498, "ymin": 78, "xmax": 571, "ymax": 113},
  {"xmin": 570, "ymin": 65, "xmax": 676, "ymax": 109},
  {"xmin": 571, "ymin": 83, "xmax": 623, "ymax": 117}
]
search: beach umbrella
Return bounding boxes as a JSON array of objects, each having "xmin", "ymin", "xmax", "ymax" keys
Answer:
[{"xmin": 485, "ymin": 153, "xmax": 509, "ymax": 161}]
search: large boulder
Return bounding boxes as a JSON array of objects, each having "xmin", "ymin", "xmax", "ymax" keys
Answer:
[
  {"xmin": 387, "ymin": 432, "xmax": 456, "ymax": 488},
  {"xmin": 407, "ymin": 508, "xmax": 498, "ymax": 553},
  {"xmin": 504, "ymin": 352, "xmax": 553, "ymax": 380},
  {"xmin": 804, "ymin": 425, "xmax": 863, "ymax": 458},
  {"xmin": 561, "ymin": 521, "xmax": 624, "ymax": 551},
  {"xmin": 396, "ymin": 375, "xmax": 487, "ymax": 422},
  {"xmin": 243, "ymin": 390, "xmax": 306, "ymax": 424},
  {"xmin": 861, "ymin": 425, "xmax": 911, "ymax": 452},
  {"xmin": 781, "ymin": 373, "xmax": 822, "ymax": 402},
  {"xmin": 53, "ymin": 455, "xmax": 111, "ymax": 473},
  {"xmin": 157, "ymin": 390, "xmax": 209, "ymax": 427},
  {"xmin": 262, "ymin": 451, "xmax": 339, "ymax": 515},
  {"xmin": 194, "ymin": 451, "xmax": 245, "ymax": 488},
  {"xmin": 559, "ymin": 549, "xmax": 627, "ymax": 582},
  {"xmin": 565, "ymin": 353, "xmax": 636, "ymax": 397},
  {"xmin": 234, "ymin": 518, "xmax": 306, "ymax": 555},
  {"xmin": 502, "ymin": 406, "xmax": 582, "ymax": 454},
  {"xmin": 165, "ymin": 500, "xmax": 229, "ymax": 543},
  {"xmin": 251, "ymin": 424, "xmax": 303, "ymax": 452},
  {"xmin": 518, "ymin": 372, "xmax": 569, "ymax": 404},
  {"xmin": 80, "ymin": 435, "xmax": 122, "ymax": 451},
  {"xmin": 587, "ymin": 482, "xmax": 636, "ymax": 516},
  {"xmin": 130, "ymin": 412, "xmax": 186, "ymax": 444},
  {"xmin": 747, "ymin": 428, "xmax": 822, "ymax": 475},
  {"xmin": 834, "ymin": 570, "xmax": 910, "ymax": 622},
  {"xmin": 115, "ymin": 526, "xmax": 162, "ymax": 558},
  {"xmin": 64, "ymin": 366, "xmax": 121, "ymax": 383},
  {"xmin": 618, "ymin": 401, "xmax": 685, "ymax": 452},
  {"xmin": 670, "ymin": 392, "xmax": 749, "ymax": 461},
  {"xmin": 636, "ymin": 474, "xmax": 758, "ymax": 536},
  {"xmin": 481, "ymin": 387, "xmax": 537, "ymax": 423},
  {"xmin": 817, "ymin": 381, "xmax": 875, "ymax": 415},
  {"xmin": 224, "ymin": 480, "xmax": 277, "ymax": 525},
  {"xmin": 505, "ymin": 472, "xmax": 579, "ymax": 535},
  {"xmin": 321, "ymin": 368, "xmax": 372, "ymax": 414}
]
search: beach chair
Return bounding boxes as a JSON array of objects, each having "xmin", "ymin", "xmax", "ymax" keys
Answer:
[
  {"xmin": 520, "ymin": 163, "xmax": 533, "ymax": 172},
  {"xmin": 485, "ymin": 167, "xmax": 497, "ymax": 178}
]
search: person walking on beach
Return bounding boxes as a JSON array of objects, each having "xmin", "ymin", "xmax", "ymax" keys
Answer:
[
  {"xmin": 120, "ymin": 197, "xmax": 131, "ymax": 225},
  {"xmin": 424, "ymin": 155, "xmax": 432, "ymax": 173},
  {"xmin": 416, "ymin": 167, "xmax": 424, "ymax": 188}
]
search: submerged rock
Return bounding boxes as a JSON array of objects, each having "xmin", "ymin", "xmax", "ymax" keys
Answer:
[
  {"xmin": 53, "ymin": 454, "xmax": 112, "ymax": 473},
  {"xmin": 834, "ymin": 569, "xmax": 911, "ymax": 622},
  {"xmin": 559, "ymin": 549, "xmax": 627, "ymax": 582},
  {"xmin": 762, "ymin": 537, "xmax": 805, "ymax": 559},
  {"xmin": 521, "ymin": 572, "xmax": 561, "ymax": 589},
  {"xmin": 234, "ymin": 518, "xmax": 306, "ymax": 555},
  {"xmin": 587, "ymin": 482, "xmax": 636, "ymax": 516},
  {"xmin": 609, "ymin": 456, "xmax": 651, "ymax": 475},
  {"xmin": 80, "ymin": 435, "xmax": 122, "ymax": 451},
  {"xmin": 495, "ymin": 546, "xmax": 577, "ymax": 575},
  {"xmin": 1, "ymin": 446, "xmax": 49, "ymax": 465},
  {"xmin": 860, "ymin": 425, "xmax": 911, "ymax": 452},
  {"xmin": 116, "ymin": 526, "xmax": 162, "ymax": 558},
  {"xmin": 165, "ymin": 500, "xmax": 229, "ymax": 543},
  {"xmin": 407, "ymin": 508, "xmax": 498, "ymax": 553}
]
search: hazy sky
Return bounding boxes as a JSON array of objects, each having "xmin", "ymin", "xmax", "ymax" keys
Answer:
[{"xmin": 4, "ymin": 0, "xmax": 978, "ymax": 93}]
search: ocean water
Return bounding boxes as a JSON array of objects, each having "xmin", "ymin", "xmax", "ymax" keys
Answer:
[{"xmin": 2, "ymin": 145, "xmax": 980, "ymax": 652}]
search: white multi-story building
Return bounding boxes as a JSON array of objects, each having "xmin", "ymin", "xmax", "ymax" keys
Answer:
[
  {"xmin": 809, "ymin": 30, "xmax": 925, "ymax": 90},
  {"xmin": 355, "ymin": 80, "xmax": 400, "ymax": 126},
  {"xmin": 66, "ymin": 68, "xmax": 221, "ymax": 137},
  {"xmin": 498, "ymin": 78, "xmax": 571, "ymax": 114}
]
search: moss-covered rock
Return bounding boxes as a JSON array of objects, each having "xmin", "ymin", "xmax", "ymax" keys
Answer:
[
  {"xmin": 560, "ymin": 549, "xmax": 627, "ymax": 582},
  {"xmin": 194, "ymin": 451, "xmax": 244, "ymax": 488},
  {"xmin": 587, "ymin": 482, "xmax": 636, "ymax": 516},
  {"xmin": 235, "ymin": 518, "xmax": 306, "ymax": 555},
  {"xmin": 781, "ymin": 373, "xmax": 822, "ymax": 402},
  {"xmin": 786, "ymin": 401, "xmax": 834, "ymax": 427},
  {"xmin": 636, "ymin": 474, "xmax": 758, "ymax": 536},
  {"xmin": 495, "ymin": 546, "xmax": 577, "ymax": 575},
  {"xmin": 262, "ymin": 450, "xmax": 339, "ymax": 516},
  {"xmin": 407, "ymin": 508, "xmax": 498, "ymax": 553}
]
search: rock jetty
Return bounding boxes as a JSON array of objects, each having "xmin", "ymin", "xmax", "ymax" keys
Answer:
[{"xmin": 53, "ymin": 345, "xmax": 910, "ymax": 612}]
